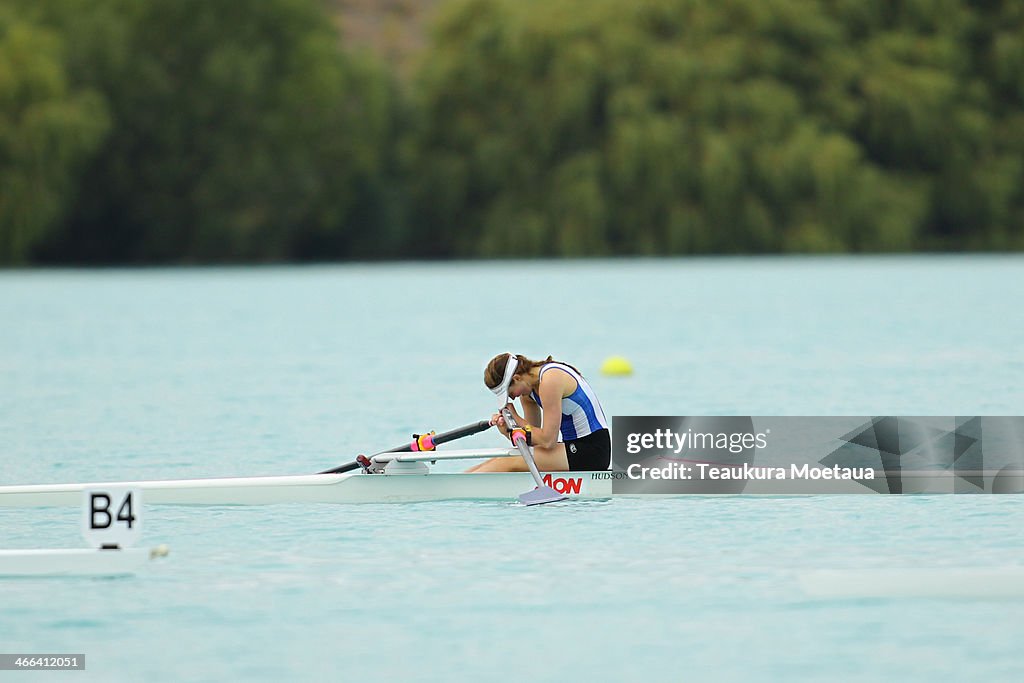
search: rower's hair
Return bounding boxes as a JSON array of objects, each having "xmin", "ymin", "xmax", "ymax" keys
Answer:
[{"xmin": 484, "ymin": 353, "xmax": 582, "ymax": 389}]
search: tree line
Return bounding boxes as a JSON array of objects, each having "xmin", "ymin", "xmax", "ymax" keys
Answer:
[{"xmin": 2, "ymin": 0, "xmax": 1023, "ymax": 264}]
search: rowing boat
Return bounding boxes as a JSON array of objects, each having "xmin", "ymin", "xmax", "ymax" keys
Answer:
[
  {"xmin": 0, "ymin": 449, "xmax": 616, "ymax": 507},
  {"xmin": 0, "ymin": 546, "xmax": 169, "ymax": 577},
  {"xmin": 1, "ymin": 446, "xmax": 1015, "ymax": 507},
  {"xmin": 0, "ymin": 471, "xmax": 611, "ymax": 507}
]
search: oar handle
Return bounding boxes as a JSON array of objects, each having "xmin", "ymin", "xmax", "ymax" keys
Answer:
[
  {"xmin": 380, "ymin": 420, "xmax": 492, "ymax": 453},
  {"xmin": 318, "ymin": 421, "xmax": 492, "ymax": 474}
]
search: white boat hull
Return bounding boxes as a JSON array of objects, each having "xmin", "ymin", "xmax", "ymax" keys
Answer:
[
  {"xmin": 2, "ymin": 444, "xmax": 1003, "ymax": 506},
  {"xmin": 0, "ymin": 471, "xmax": 615, "ymax": 507},
  {"xmin": 0, "ymin": 547, "xmax": 165, "ymax": 577}
]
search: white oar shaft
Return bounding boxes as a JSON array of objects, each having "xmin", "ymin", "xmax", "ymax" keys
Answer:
[
  {"xmin": 516, "ymin": 438, "xmax": 545, "ymax": 485},
  {"xmin": 501, "ymin": 407, "xmax": 545, "ymax": 488}
]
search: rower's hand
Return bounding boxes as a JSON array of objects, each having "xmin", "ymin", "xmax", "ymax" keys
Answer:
[{"xmin": 490, "ymin": 413, "xmax": 510, "ymax": 436}]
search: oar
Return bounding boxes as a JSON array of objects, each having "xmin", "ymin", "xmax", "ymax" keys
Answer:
[
  {"xmin": 502, "ymin": 407, "xmax": 567, "ymax": 506},
  {"xmin": 318, "ymin": 420, "xmax": 492, "ymax": 474}
]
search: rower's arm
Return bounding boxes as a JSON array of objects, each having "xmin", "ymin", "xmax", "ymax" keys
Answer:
[
  {"xmin": 521, "ymin": 394, "xmax": 542, "ymax": 428},
  {"xmin": 534, "ymin": 373, "xmax": 568, "ymax": 448},
  {"xmin": 501, "ymin": 400, "xmax": 530, "ymax": 436}
]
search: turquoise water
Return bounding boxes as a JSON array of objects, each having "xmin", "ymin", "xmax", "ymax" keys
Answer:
[{"xmin": 1, "ymin": 257, "xmax": 1023, "ymax": 682}]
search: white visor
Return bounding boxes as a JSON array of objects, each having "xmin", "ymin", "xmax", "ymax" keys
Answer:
[{"xmin": 490, "ymin": 354, "xmax": 518, "ymax": 407}]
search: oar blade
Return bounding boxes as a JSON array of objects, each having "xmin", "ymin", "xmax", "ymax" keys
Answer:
[{"xmin": 518, "ymin": 486, "xmax": 567, "ymax": 506}]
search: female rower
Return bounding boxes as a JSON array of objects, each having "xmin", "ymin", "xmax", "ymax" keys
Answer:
[{"xmin": 467, "ymin": 352, "xmax": 611, "ymax": 473}]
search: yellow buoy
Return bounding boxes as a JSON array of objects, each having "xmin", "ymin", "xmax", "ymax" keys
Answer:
[{"xmin": 600, "ymin": 356, "xmax": 633, "ymax": 376}]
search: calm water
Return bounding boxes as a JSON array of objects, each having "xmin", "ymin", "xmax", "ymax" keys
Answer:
[{"xmin": 1, "ymin": 257, "xmax": 1023, "ymax": 682}]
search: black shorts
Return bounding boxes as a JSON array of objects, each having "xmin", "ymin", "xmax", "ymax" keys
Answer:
[{"xmin": 565, "ymin": 428, "xmax": 611, "ymax": 471}]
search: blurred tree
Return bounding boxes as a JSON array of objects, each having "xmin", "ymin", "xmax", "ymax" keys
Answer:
[
  {"xmin": 0, "ymin": 9, "xmax": 108, "ymax": 264},
  {"xmin": 26, "ymin": 0, "xmax": 403, "ymax": 263},
  {"xmin": 411, "ymin": 0, "xmax": 1024, "ymax": 256},
  {"xmin": 5, "ymin": 0, "xmax": 1023, "ymax": 262}
]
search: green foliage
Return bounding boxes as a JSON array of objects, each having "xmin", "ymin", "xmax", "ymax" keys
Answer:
[
  {"xmin": 11, "ymin": 0, "xmax": 403, "ymax": 263},
  {"xmin": 412, "ymin": 0, "xmax": 1024, "ymax": 255},
  {"xmin": 90, "ymin": 0, "xmax": 400, "ymax": 262},
  {"xmin": 3, "ymin": 0, "xmax": 1024, "ymax": 263},
  {"xmin": 0, "ymin": 9, "xmax": 108, "ymax": 264}
]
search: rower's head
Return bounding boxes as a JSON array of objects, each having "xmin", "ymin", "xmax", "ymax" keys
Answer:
[{"xmin": 485, "ymin": 353, "xmax": 552, "ymax": 404}]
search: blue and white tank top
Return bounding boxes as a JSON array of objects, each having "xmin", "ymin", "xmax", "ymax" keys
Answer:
[{"xmin": 530, "ymin": 363, "xmax": 609, "ymax": 440}]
